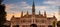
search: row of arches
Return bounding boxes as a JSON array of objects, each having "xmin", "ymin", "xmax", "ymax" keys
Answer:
[{"xmin": 12, "ymin": 24, "xmax": 53, "ymax": 27}]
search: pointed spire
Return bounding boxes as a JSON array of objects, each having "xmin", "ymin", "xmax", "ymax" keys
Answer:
[
  {"xmin": 44, "ymin": 11, "xmax": 47, "ymax": 18},
  {"xmin": 12, "ymin": 15, "xmax": 15, "ymax": 18},
  {"xmin": 33, "ymin": 0, "xmax": 35, "ymax": 7},
  {"xmin": 53, "ymin": 15, "xmax": 56, "ymax": 18},
  {"xmin": 39, "ymin": 11, "xmax": 41, "ymax": 15},
  {"xmin": 26, "ymin": 11, "xmax": 29, "ymax": 15},
  {"xmin": 32, "ymin": 0, "xmax": 35, "ymax": 15},
  {"xmin": 12, "ymin": 12, "xmax": 15, "ymax": 18},
  {"xmin": 11, "ymin": 15, "xmax": 15, "ymax": 20},
  {"xmin": 53, "ymin": 13, "xmax": 56, "ymax": 18},
  {"xmin": 21, "ymin": 11, "xmax": 23, "ymax": 17}
]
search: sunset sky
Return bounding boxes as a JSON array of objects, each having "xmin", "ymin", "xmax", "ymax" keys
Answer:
[{"xmin": 2, "ymin": 0, "xmax": 60, "ymax": 21}]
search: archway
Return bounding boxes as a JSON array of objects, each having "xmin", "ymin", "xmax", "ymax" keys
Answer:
[{"xmin": 30, "ymin": 24, "xmax": 37, "ymax": 27}]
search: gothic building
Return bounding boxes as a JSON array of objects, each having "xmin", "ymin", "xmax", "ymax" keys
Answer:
[{"xmin": 10, "ymin": 1, "xmax": 57, "ymax": 27}]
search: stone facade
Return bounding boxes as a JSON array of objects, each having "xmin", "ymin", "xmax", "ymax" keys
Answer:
[{"xmin": 10, "ymin": 1, "xmax": 57, "ymax": 27}]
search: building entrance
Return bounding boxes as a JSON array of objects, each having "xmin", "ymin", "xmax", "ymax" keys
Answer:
[{"xmin": 30, "ymin": 24, "xmax": 37, "ymax": 27}]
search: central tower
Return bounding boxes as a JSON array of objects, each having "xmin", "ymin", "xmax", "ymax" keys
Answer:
[{"xmin": 32, "ymin": 1, "xmax": 35, "ymax": 15}]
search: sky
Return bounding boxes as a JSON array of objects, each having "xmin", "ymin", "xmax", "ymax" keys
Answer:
[{"xmin": 2, "ymin": 0, "xmax": 60, "ymax": 21}]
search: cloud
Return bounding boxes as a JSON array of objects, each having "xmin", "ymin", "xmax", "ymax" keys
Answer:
[
  {"xmin": 5, "ymin": 1, "xmax": 59, "ymax": 20},
  {"xmin": 36, "ymin": 6, "xmax": 48, "ymax": 9},
  {"xmin": 5, "ymin": 1, "xmax": 31, "ymax": 20},
  {"xmin": 43, "ymin": 0, "xmax": 60, "ymax": 6},
  {"xmin": 45, "ymin": 0, "xmax": 60, "ymax": 1},
  {"xmin": 6, "ymin": 13, "xmax": 13, "ymax": 20},
  {"xmin": 6, "ymin": 1, "xmax": 49, "ymax": 14},
  {"xmin": 5, "ymin": 1, "xmax": 32, "ymax": 13},
  {"xmin": 6, "ymin": 12, "xmax": 27, "ymax": 21},
  {"xmin": 5, "ymin": 4, "xmax": 13, "ymax": 10},
  {"xmin": 55, "ymin": 12, "xmax": 60, "ymax": 21}
]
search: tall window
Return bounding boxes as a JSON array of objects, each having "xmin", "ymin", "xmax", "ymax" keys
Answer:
[{"xmin": 41, "ymin": 20, "xmax": 45, "ymax": 23}]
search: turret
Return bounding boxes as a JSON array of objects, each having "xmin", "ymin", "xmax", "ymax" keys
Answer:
[
  {"xmin": 26, "ymin": 11, "xmax": 29, "ymax": 16},
  {"xmin": 39, "ymin": 11, "xmax": 41, "ymax": 15},
  {"xmin": 53, "ymin": 15, "xmax": 56, "ymax": 18},
  {"xmin": 44, "ymin": 11, "xmax": 47, "ymax": 18},
  {"xmin": 21, "ymin": 11, "xmax": 23, "ymax": 17},
  {"xmin": 53, "ymin": 13, "xmax": 56, "ymax": 18},
  {"xmin": 12, "ymin": 15, "xmax": 15, "ymax": 18},
  {"xmin": 11, "ymin": 15, "xmax": 15, "ymax": 20}
]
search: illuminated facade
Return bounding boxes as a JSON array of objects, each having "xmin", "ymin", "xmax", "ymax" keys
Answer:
[{"xmin": 10, "ymin": 1, "xmax": 57, "ymax": 27}]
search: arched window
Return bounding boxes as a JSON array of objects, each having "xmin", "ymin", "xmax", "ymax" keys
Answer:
[
  {"xmin": 30, "ymin": 24, "xmax": 37, "ymax": 27},
  {"xmin": 48, "ymin": 25, "xmax": 52, "ymax": 27},
  {"xmin": 13, "ymin": 25, "xmax": 19, "ymax": 27}
]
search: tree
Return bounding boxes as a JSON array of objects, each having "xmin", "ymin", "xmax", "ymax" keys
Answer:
[
  {"xmin": 57, "ymin": 21, "xmax": 60, "ymax": 27},
  {"xmin": 0, "ymin": 0, "xmax": 6, "ymax": 27},
  {"xmin": 53, "ymin": 21, "xmax": 56, "ymax": 27},
  {"xmin": 0, "ymin": 0, "xmax": 3, "ymax": 4}
]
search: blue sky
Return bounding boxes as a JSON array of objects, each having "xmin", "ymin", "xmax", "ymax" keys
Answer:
[{"xmin": 2, "ymin": 0, "xmax": 60, "ymax": 20}]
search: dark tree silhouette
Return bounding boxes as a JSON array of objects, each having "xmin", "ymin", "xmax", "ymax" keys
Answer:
[
  {"xmin": 53, "ymin": 21, "xmax": 55, "ymax": 27},
  {"xmin": 57, "ymin": 21, "xmax": 60, "ymax": 27},
  {"xmin": 0, "ymin": 0, "xmax": 4, "ymax": 4},
  {"xmin": 0, "ymin": 0, "xmax": 6, "ymax": 27}
]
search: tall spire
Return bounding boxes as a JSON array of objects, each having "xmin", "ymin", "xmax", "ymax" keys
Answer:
[
  {"xmin": 12, "ymin": 15, "xmax": 15, "ymax": 18},
  {"xmin": 26, "ymin": 11, "xmax": 29, "ymax": 16},
  {"xmin": 21, "ymin": 11, "xmax": 23, "ymax": 17},
  {"xmin": 32, "ymin": 0, "xmax": 35, "ymax": 15},
  {"xmin": 39, "ymin": 11, "xmax": 41, "ymax": 15},
  {"xmin": 44, "ymin": 11, "xmax": 47, "ymax": 18},
  {"xmin": 53, "ymin": 13, "xmax": 56, "ymax": 18}
]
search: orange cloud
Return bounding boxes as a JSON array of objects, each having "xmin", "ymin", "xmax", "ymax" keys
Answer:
[
  {"xmin": 55, "ymin": 12, "xmax": 60, "ymax": 21},
  {"xmin": 6, "ymin": 11, "xmax": 60, "ymax": 21},
  {"xmin": 6, "ymin": 13, "xmax": 13, "ymax": 20},
  {"xmin": 6, "ymin": 12, "xmax": 26, "ymax": 21}
]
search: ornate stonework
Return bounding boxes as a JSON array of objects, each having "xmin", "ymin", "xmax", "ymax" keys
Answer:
[{"xmin": 10, "ymin": 1, "xmax": 57, "ymax": 27}]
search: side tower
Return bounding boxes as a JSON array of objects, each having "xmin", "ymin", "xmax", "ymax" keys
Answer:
[
  {"xmin": 44, "ymin": 11, "xmax": 47, "ymax": 18},
  {"xmin": 21, "ymin": 11, "xmax": 23, "ymax": 18}
]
